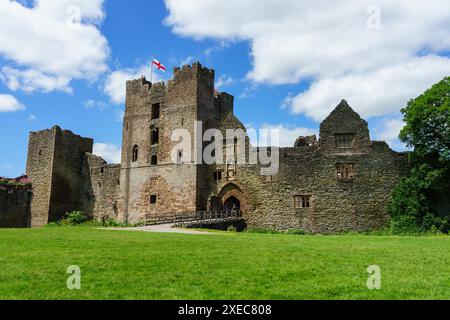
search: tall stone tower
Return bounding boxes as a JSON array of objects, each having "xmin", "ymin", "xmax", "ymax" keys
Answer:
[
  {"xmin": 26, "ymin": 126, "xmax": 93, "ymax": 227},
  {"xmin": 119, "ymin": 62, "xmax": 233, "ymax": 223}
]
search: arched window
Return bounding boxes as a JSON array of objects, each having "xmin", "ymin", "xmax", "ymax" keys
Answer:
[{"xmin": 132, "ymin": 145, "xmax": 139, "ymax": 162}]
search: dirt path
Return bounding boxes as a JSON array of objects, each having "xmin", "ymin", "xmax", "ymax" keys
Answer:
[{"xmin": 100, "ymin": 223, "xmax": 215, "ymax": 235}]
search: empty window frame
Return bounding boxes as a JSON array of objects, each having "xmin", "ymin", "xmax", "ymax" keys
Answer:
[
  {"xmin": 294, "ymin": 195, "xmax": 311, "ymax": 209},
  {"xmin": 151, "ymin": 103, "xmax": 160, "ymax": 120},
  {"xmin": 150, "ymin": 195, "xmax": 157, "ymax": 204},
  {"xmin": 132, "ymin": 145, "xmax": 139, "ymax": 162},
  {"xmin": 336, "ymin": 163, "xmax": 355, "ymax": 180},
  {"xmin": 151, "ymin": 129, "xmax": 159, "ymax": 145},
  {"xmin": 213, "ymin": 170, "xmax": 223, "ymax": 182},
  {"xmin": 151, "ymin": 155, "xmax": 158, "ymax": 165},
  {"xmin": 335, "ymin": 133, "xmax": 355, "ymax": 148}
]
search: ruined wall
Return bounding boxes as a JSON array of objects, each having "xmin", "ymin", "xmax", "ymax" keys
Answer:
[
  {"xmin": 86, "ymin": 154, "xmax": 120, "ymax": 221},
  {"xmin": 26, "ymin": 126, "xmax": 93, "ymax": 226},
  {"xmin": 0, "ymin": 183, "xmax": 31, "ymax": 228},
  {"xmin": 50, "ymin": 128, "xmax": 93, "ymax": 222},
  {"xmin": 206, "ymin": 102, "xmax": 410, "ymax": 234},
  {"xmin": 231, "ymin": 145, "xmax": 408, "ymax": 234},
  {"xmin": 26, "ymin": 127, "xmax": 57, "ymax": 227},
  {"xmin": 320, "ymin": 100, "xmax": 371, "ymax": 154}
]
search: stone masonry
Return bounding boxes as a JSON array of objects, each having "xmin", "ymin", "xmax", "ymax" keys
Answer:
[{"xmin": 3, "ymin": 61, "xmax": 410, "ymax": 233}]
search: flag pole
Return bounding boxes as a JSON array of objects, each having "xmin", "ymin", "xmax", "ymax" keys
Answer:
[{"xmin": 150, "ymin": 54, "xmax": 154, "ymax": 84}]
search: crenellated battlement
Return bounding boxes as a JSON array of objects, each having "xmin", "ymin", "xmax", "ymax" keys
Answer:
[
  {"xmin": 169, "ymin": 61, "xmax": 215, "ymax": 89},
  {"xmin": 126, "ymin": 76, "xmax": 152, "ymax": 95}
]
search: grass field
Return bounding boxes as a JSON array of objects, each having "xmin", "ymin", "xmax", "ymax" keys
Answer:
[{"xmin": 0, "ymin": 227, "xmax": 449, "ymax": 300}]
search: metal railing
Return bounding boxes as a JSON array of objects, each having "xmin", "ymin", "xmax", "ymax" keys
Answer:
[{"xmin": 145, "ymin": 210, "xmax": 241, "ymax": 226}]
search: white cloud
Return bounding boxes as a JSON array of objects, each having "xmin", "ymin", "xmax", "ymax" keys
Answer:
[
  {"xmin": 26, "ymin": 114, "xmax": 37, "ymax": 122},
  {"xmin": 215, "ymin": 75, "xmax": 234, "ymax": 90},
  {"xmin": 247, "ymin": 124, "xmax": 317, "ymax": 147},
  {"xmin": 180, "ymin": 56, "xmax": 195, "ymax": 66},
  {"xmin": 93, "ymin": 143, "xmax": 121, "ymax": 164},
  {"xmin": 288, "ymin": 56, "xmax": 450, "ymax": 121},
  {"xmin": 84, "ymin": 99, "xmax": 107, "ymax": 111},
  {"xmin": 0, "ymin": 0, "xmax": 109, "ymax": 93},
  {"xmin": 165, "ymin": 0, "xmax": 450, "ymax": 121},
  {"xmin": 373, "ymin": 116, "xmax": 407, "ymax": 151},
  {"xmin": 114, "ymin": 109, "xmax": 124, "ymax": 123},
  {"xmin": 104, "ymin": 63, "xmax": 162, "ymax": 105},
  {"xmin": 2, "ymin": 67, "xmax": 73, "ymax": 93},
  {"xmin": 0, "ymin": 94, "xmax": 25, "ymax": 112}
]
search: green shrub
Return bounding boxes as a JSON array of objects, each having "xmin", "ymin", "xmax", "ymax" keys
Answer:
[
  {"xmin": 227, "ymin": 225, "xmax": 237, "ymax": 232},
  {"xmin": 102, "ymin": 219, "xmax": 131, "ymax": 228},
  {"xmin": 46, "ymin": 222, "xmax": 61, "ymax": 228},
  {"xmin": 64, "ymin": 211, "xmax": 88, "ymax": 226}
]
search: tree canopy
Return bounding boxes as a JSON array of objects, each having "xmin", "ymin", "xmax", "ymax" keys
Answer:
[{"xmin": 389, "ymin": 77, "xmax": 450, "ymax": 234}]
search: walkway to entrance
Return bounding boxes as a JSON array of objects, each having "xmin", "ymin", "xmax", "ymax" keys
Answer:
[{"xmin": 101, "ymin": 223, "xmax": 215, "ymax": 235}]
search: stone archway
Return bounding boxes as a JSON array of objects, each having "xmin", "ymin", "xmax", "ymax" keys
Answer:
[
  {"xmin": 219, "ymin": 183, "xmax": 247, "ymax": 214},
  {"xmin": 224, "ymin": 196, "xmax": 240, "ymax": 211}
]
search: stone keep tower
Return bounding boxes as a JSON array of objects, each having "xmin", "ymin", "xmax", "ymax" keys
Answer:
[
  {"xmin": 119, "ymin": 62, "xmax": 234, "ymax": 223},
  {"xmin": 26, "ymin": 126, "xmax": 93, "ymax": 227}
]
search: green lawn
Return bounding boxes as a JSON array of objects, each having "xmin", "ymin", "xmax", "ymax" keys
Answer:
[{"xmin": 0, "ymin": 227, "xmax": 449, "ymax": 300}]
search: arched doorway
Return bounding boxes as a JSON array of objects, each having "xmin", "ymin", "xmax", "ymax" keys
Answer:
[
  {"xmin": 224, "ymin": 196, "xmax": 241, "ymax": 212},
  {"xmin": 219, "ymin": 183, "xmax": 247, "ymax": 215}
]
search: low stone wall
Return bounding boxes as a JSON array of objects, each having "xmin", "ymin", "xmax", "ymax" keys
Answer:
[{"xmin": 0, "ymin": 183, "xmax": 32, "ymax": 228}]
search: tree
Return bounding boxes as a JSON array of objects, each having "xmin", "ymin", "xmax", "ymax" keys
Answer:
[{"xmin": 389, "ymin": 77, "xmax": 450, "ymax": 233}]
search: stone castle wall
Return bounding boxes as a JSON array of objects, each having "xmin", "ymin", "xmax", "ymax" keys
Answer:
[
  {"xmin": 226, "ymin": 144, "xmax": 408, "ymax": 234},
  {"xmin": 26, "ymin": 127, "xmax": 56, "ymax": 227},
  {"xmin": 209, "ymin": 101, "xmax": 410, "ymax": 234},
  {"xmin": 85, "ymin": 154, "xmax": 120, "ymax": 221},
  {"xmin": 25, "ymin": 126, "xmax": 120, "ymax": 226},
  {"xmin": 119, "ymin": 63, "xmax": 223, "ymax": 223},
  {"xmin": 49, "ymin": 127, "xmax": 93, "ymax": 222},
  {"xmin": 0, "ymin": 183, "xmax": 31, "ymax": 228},
  {"xmin": 17, "ymin": 62, "xmax": 411, "ymax": 233}
]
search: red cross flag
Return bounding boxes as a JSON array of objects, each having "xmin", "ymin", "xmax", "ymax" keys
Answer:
[{"xmin": 152, "ymin": 59, "xmax": 166, "ymax": 72}]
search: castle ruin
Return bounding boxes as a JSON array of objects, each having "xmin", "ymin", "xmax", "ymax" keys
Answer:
[{"xmin": 0, "ymin": 62, "xmax": 410, "ymax": 233}]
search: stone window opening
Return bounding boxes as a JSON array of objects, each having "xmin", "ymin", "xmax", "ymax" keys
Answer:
[
  {"xmin": 151, "ymin": 103, "xmax": 160, "ymax": 120},
  {"xmin": 214, "ymin": 170, "xmax": 223, "ymax": 182},
  {"xmin": 335, "ymin": 133, "xmax": 355, "ymax": 148},
  {"xmin": 132, "ymin": 145, "xmax": 139, "ymax": 162},
  {"xmin": 151, "ymin": 155, "xmax": 158, "ymax": 166},
  {"xmin": 151, "ymin": 128, "xmax": 159, "ymax": 145},
  {"xmin": 100, "ymin": 167, "xmax": 104, "ymax": 173},
  {"xmin": 38, "ymin": 149, "xmax": 42, "ymax": 156},
  {"xmin": 150, "ymin": 195, "xmax": 157, "ymax": 204},
  {"xmin": 336, "ymin": 163, "xmax": 355, "ymax": 180},
  {"xmin": 181, "ymin": 118, "xmax": 184, "ymax": 126},
  {"xmin": 294, "ymin": 195, "xmax": 311, "ymax": 209}
]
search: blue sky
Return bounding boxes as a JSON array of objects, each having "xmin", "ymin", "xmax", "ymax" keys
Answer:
[{"xmin": 1, "ymin": 0, "xmax": 450, "ymax": 177}]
